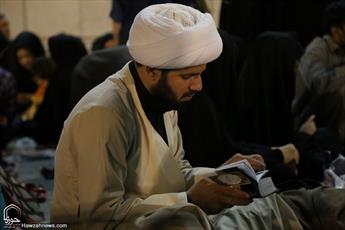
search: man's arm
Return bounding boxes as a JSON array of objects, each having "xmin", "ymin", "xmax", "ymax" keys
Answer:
[{"xmin": 63, "ymin": 107, "xmax": 190, "ymax": 228}]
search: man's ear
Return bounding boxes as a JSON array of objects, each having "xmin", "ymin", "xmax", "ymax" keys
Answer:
[{"xmin": 145, "ymin": 66, "xmax": 160, "ymax": 82}]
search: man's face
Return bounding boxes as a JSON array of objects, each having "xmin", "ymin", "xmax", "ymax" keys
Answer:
[
  {"xmin": 151, "ymin": 64, "xmax": 206, "ymax": 106},
  {"xmin": 332, "ymin": 23, "xmax": 345, "ymax": 47}
]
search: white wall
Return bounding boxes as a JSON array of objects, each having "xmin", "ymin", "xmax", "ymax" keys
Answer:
[
  {"xmin": 0, "ymin": 0, "xmax": 113, "ymax": 51},
  {"xmin": 204, "ymin": 0, "xmax": 222, "ymax": 27}
]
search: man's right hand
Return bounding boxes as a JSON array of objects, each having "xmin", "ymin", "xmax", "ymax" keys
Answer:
[{"xmin": 187, "ymin": 179, "xmax": 251, "ymax": 214}]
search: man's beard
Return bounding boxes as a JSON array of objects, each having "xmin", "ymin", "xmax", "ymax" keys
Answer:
[{"xmin": 151, "ymin": 74, "xmax": 181, "ymax": 110}]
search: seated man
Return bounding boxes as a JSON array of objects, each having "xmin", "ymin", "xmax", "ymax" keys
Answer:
[
  {"xmin": 294, "ymin": 1, "xmax": 345, "ymax": 144},
  {"xmin": 299, "ymin": 1, "xmax": 345, "ymax": 95},
  {"xmin": 51, "ymin": 3, "xmax": 345, "ymax": 229}
]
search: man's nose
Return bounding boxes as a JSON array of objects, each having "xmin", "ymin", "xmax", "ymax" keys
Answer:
[{"xmin": 190, "ymin": 75, "xmax": 203, "ymax": 92}]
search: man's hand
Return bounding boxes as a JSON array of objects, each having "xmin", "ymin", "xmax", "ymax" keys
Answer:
[
  {"xmin": 222, "ymin": 153, "xmax": 266, "ymax": 172},
  {"xmin": 299, "ymin": 114, "xmax": 317, "ymax": 135},
  {"xmin": 275, "ymin": 143, "xmax": 300, "ymax": 165},
  {"xmin": 187, "ymin": 179, "xmax": 251, "ymax": 214}
]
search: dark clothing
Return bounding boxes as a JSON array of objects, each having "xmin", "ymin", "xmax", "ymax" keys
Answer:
[
  {"xmin": 7, "ymin": 31, "xmax": 45, "ymax": 70},
  {"xmin": 33, "ymin": 34, "xmax": 87, "ymax": 144},
  {"xmin": 219, "ymin": 0, "xmax": 329, "ymax": 47},
  {"xmin": 12, "ymin": 68, "xmax": 37, "ymax": 94},
  {"xmin": 0, "ymin": 32, "xmax": 9, "ymax": 54},
  {"xmin": 49, "ymin": 34, "xmax": 87, "ymax": 73},
  {"xmin": 293, "ymin": 89, "xmax": 345, "ymax": 148},
  {"xmin": 235, "ymin": 31, "xmax": 303, "ymax": 146},
  {"xmin": 12, "ymin": 31, "xmax": 45, "ymax": 58},
  {"xmin": 177, "ymin": 30, "xmax": 284, "ymax": 168},
  {"xmin": 1, "ymin": 31, "xmax": 45, "ymax": 73},
  {"xmin": 4, "ymin": 31, "xmax": 46, "ymax": 116},
  {"xmin": 176, "ymin": 30, "xmax": 308, "ymax": 188},
  {"xmin": 0, "ymin": 67, "xmax": 16, "ymax": 118},
  {"xmin": 110, "ymin": 0, "xmax": 196, "ymax": 44},
  {"xmin": 177, "ymin": 91, "xmax": 304, "ymax": 190},
  {"xmin": 178, "ymin": 90, "xmax": 285, "ymax": 166},
  {"xmin": 178, "ymin": 91, "xmax": 283, "ymax": 168},
  {"xmin": 232, "ymin": 31, "xmax": 333, "ymax": 184},
  {"xmin": 8, "ymin": 31, "xmax": 45, "ymax": 94},
  {"xmin": 202, "ymin": 30, "xmax": 247, "ymax": 134},
  {"xmin": 91, "ymin": 32, "xmax": 113, "ymax": 51},
  {"xmin": 69, "ymin": 45, "xmax": 132, "ymax": 110},
  {"xmin": 0, "ymin": 67, "xmax": 16, "ymax": 149}
]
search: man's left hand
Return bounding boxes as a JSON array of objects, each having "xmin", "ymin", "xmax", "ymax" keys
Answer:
[{"xmin": 222, "ymin": 153, "xmax": 266, "ymax": 172}]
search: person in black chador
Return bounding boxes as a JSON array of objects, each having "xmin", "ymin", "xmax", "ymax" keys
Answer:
[
  {"xmin": 37, "ymin": 34, "xmax": 87, "ymax": 145},
  {"xmin": 6, "ymin": 32, "xmax": 45, "ymax": 114},
  {"xmin": 178, "ymin": 30, "xmax": 302, "ymax": 189}
]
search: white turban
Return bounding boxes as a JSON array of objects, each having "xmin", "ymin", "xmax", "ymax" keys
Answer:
[{"xmin": 127, "ymin": 3, "xmax": 223, "ymax": 69}]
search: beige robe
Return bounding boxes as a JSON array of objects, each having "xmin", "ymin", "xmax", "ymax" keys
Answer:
[{"xmin": 50, "ymin": 63, "xmax": 302, "ymax": 229}]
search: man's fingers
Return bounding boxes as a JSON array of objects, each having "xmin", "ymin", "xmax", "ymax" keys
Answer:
[
  {"xmin": 221, "ymin": 187, "xmax": 252, "ymax": 206},
  {"xmin": 246, "ymin": 157, "xmax": 266, "ymax": 171},
  {"xmin": 307, "ymin": 114, "xmax": 316, "ymax": 121},
  {"xmin": 223, "ymin": 185, "xmax": 250, "ymax": 199},
  {"xmin": 223, "ymin": 153, "xmax": 244, "ymax": 165},
  {"xmin": 219, "ymin": 185, "xmax": 251, "ymax": 207},
  {"xmin": 250, "ymin": 154, "xmax": 264, "ymax": 161},
  {"xmin": 248, "ymin": 154, "xmax": 265, "ymax": 166}
]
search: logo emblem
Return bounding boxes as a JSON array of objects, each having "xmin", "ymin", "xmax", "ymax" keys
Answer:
[{"xmin": 3, "ymin": 204, "xmax": 21, "ymax": 227}]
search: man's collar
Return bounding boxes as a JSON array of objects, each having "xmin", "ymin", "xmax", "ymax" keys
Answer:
[{"xmin": 129, "ymin": 61, "xmax": 175, "ymax": 114}]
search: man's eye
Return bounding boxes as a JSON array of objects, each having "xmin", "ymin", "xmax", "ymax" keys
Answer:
[{"xmin": 181, "ymin": 75, "xmax": 199, "ymax": 80}]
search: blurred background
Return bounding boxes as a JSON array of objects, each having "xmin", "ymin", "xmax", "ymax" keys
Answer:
[{"xmin": 0, "ymin": 0, "xmax": 112, "ymax": 51}]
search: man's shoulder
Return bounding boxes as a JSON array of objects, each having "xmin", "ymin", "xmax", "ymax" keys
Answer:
[
  {"xmin": 305, "ymin": 36, "xmax": 330, "ymax": 53},
  {"xmin": 68, "ymin": 72, "xmax": 135, "ymax": 122}
]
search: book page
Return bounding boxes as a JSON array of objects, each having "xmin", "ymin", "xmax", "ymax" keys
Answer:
[
  {"xmin": 216, "ymin": 159, "xmax": 257, "ymax": 180},
  {"xmin": 216, "ymin": 159, "xmax": 277, "ymax": 197},
  {"xmin": 258, "ymin": 177, "xmax": 277, "ymax": 197}
]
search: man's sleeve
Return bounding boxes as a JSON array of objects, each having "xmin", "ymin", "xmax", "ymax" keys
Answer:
[
  {"xmin": 299, "ymin": 38, "xmax": 345, "ymax": 94},
  {"xmin": 225, "ymin": 135, "xmax": 284, "ymax": 166},
  {"xmin": 69, "ymin": 107, "xmax": 189, "ymax": 228}
]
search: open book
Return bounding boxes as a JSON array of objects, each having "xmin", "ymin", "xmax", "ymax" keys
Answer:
[{"xmin": 198, "ymin": 159, "xmax": 278, "ymax": 198}]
